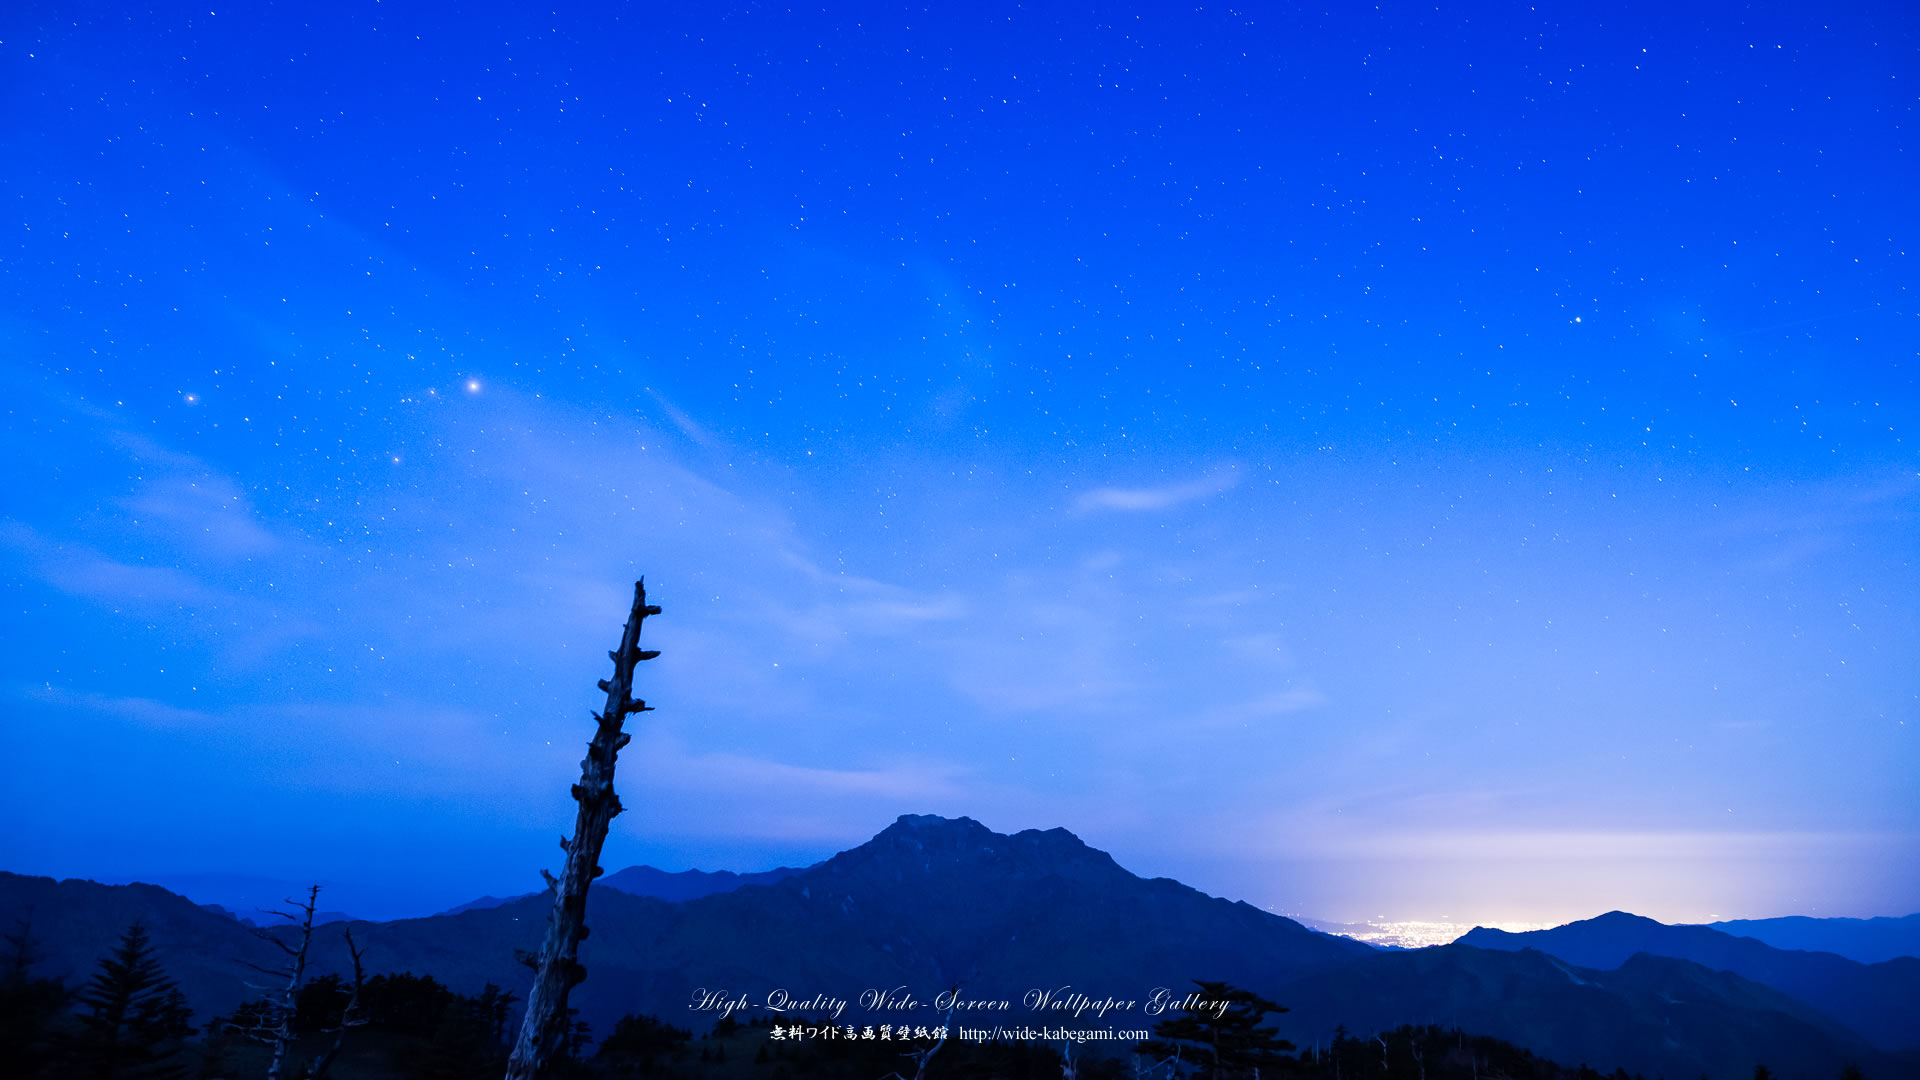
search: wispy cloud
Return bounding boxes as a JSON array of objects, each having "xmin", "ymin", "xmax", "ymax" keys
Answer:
[
  {"xmin": 1194, "ymin": 687, "xmax": 1327, "ymax": 727},
  {"xmin": 124, "ymin": 476, "xmax": 280, "ymax": 558},
  {"xmin": 646, "ymin": 387, "xmax": 721, "ymax": 449},
  {"xmin": 0, "ymin": 521, "xmax": 222, "ymax": 609},
  {"xmin": 110, "ymin": 432, "xmax": 285, "ymax": 557},
  {"xmin": 23, "ymin": 685, "xmax": 219, "ymax": 729},
  {"xmin": 632, "ymin": 730, "xmax": 966, "ymax": 801},
  {"xmin": 12, "ymin": 684, "xmax": 569, "ymax": 802},
  {"xmin": 616, "ymin": 730, "xmax": 973, "ymax": 844},
  {"xmin": 0, "ymin": 515, "xmax": 320, "ymax": 666},
  {"xmin": 1073, "ymin": 466, "xmax": 1240, "ymax": 513},
  {"xmin": 1301, "ymin": 828, "xmax": 1901, "ymax": 862}
]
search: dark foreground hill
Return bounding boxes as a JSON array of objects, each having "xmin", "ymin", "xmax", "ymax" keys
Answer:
[
  {"xmin": 1458, "ymin": 911, "xmax": 1920, "ymax": 1051},
  {"xmin": 6, "ymin": 815, "xmax": 1915, "ymax": 1080}
]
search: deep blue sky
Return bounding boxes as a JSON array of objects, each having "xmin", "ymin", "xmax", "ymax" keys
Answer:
[{"xmin": 1, "ymin": 0, "xmax": 1915, "ymax": 924}]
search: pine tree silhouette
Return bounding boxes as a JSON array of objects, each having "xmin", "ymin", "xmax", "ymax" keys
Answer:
[
  {"xmin": 1135, "ymin": 982, "xmax": 1294, "ymax": 1080},
  {"xmin": 69, "ymin": 921, "xmax": 195, "ymax": 1080},
  {"xmin": 2, "ymin": 914, "xmax": 70, "ymax": 1080}
]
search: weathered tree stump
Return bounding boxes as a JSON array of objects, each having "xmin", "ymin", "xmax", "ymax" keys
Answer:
[{"xmin": 506, "ymin": 580, "xmax": 660, "ymax": 1080}]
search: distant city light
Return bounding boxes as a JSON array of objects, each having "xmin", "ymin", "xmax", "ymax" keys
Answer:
[{"xmin": 1324, "ymin": 920, "xmax": 1557, "ymax": 950}]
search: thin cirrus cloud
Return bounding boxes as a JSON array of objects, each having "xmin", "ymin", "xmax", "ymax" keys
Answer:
[
  {"xmin": 618, "ymin": 729, "xmax": 972, "ymax": 844},
  {"xmin": 0, "ymin": 521, "xmax": 223, "ymax": 610},
  {"xmin": 122, "ymin": 473, "xmax": 281, "ymax": 559},
  {"xmin": 15, "ymin": 684, "xmax": 573, "ymax": 804},
  {"xmin": 629, "ymin": 729, "xmax": 967, "ymax": 801},
  {"xmin": 22, "ymin": 686, "xmax": 219, "ymax": 731},
  {"xmin": 105, "ymin": 432, "xmax": 285, "ymax": 558},
  {"xmin": 1193, "ymin": 687, "xmax": 1328, "ymax": 727},
  {"xmin": 1072, "ymin": 465, "xmax": 1241, "ymax": 513},
  {"xmin": 645, "ymin": 386, "xmax": 722, "ymax": 450},
  {"xmin": 1265, "ymin": 827, "xmax": 1913, "ymax": 874},
  {"xmin": 0, "ymin": 516, "xmax": 321, "ymax": 668}
]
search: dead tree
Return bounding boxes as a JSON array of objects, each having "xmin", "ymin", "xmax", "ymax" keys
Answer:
[
  {"xmin": 1134, "ymin": 1044, "xmax": 1182, "ymax": 1080},
  {"xmin": 304, "ymin": 927, "xmax": 367, "ymax": 1080},
  {"xmin": 505, "ymin": 580, "xmax": 660, "ymax": 1080},
  {"xmin": 232, "ymin": 885, "xmax": 322, "ymax": 1080},
  {"xmin": 882, "ymin": 1002, "xmax": 956, "ymax": 1080},
  {"xmin": 227, "ymin": 886, "xmax": 367, "ymax": 1080}
]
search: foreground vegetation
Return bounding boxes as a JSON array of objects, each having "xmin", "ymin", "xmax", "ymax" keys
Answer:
[{"xmin": 3, "ymin": 920, "xmax": 1881, "ymax": 1080}]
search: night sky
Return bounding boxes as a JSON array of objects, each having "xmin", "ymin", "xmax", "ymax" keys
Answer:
[{"xmin": 2, "ymin": 1, "xmax": 1915, "ymax": 926}]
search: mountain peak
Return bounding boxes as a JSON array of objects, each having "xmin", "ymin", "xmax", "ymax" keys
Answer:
[
  {"xmin": 821, "ymin": 814, "xmax": 1123, "ymax": 886},
  {"xmin": 884, "ymin": 813, "xmax": 992, "ymax": 835},
  {"xmin": 874, "ymin": 814, "xmax": 1099, "ymax": 853},
  {"xmin": 1587, "ymin": 910, "xmax": 1661, "ymax": 925}
]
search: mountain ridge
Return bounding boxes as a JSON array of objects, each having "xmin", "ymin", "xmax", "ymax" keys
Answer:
[
  {"xmin": 5, "ymin": 815, "xmax": 1914, "ymax": 1080},
  {"xmin": 1704, "ymin": 912, "xmax": 1920, "ymax": 965},
  {"xmin": 1458, "ymin": 910, "xmax": 1920, "ymax": 1051},
  {"xmin": 1273, "ymin": 943, "xmax": 1895, "ymax": 1080}
]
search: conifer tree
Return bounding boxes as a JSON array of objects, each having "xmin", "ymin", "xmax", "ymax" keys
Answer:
[
  {"xmin": 70, "ymin": 921, "xmax": 195, "ymax": 1080},
  {"xmin": 1135, "ymin": 982, "xmax": 1293, "ymax": 1080},
  {"xmin": 2, "ymin": 915, "xmax": 70, "ymax": 1080}
]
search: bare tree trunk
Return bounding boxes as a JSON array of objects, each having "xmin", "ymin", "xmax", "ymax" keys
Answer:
[
  {"xmin": 505, "ymin": 580, "xmax": 660, "ymax": 1080},
  {"xmin": 253, "ymin": 886, "xmax": 319, "ymax": 1080},
  {"xmin": 882, "ymin": 1003, "xmax": 955, "ymax": 1080},
  {"xmin": 233, "ymin": 886, "xmax": 373, "ymax": 1080},
  {"xmin": 307, "ymin": 927, "xmax": 367, "ymax": 1080}
]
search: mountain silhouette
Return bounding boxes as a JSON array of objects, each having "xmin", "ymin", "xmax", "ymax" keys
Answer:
[
  {"xmin": 1707, "ymin": 912, "xmax": 1920, "ymax": 965},
  {"xmin": 1, "ymin": 816, "xmax": 1370, "ymax": 1042},
  {"xmin": 602, "ymin": 863, "xmax": 806, "ymax": 902},
  {"xmin": 432, "ymin": 861, "xmax": 807, "ymax": 915},
  {"xmin": 1458, "ymin": 910, "xmax": 1920, "ymax": 1050},
  {"xmin": 1274, "ymin": 944, "xmax": 1896, "ymax": 1080},
  {"xmin": 5, "ymin": 816, "xmax": 1914, "ymax": 1080}
]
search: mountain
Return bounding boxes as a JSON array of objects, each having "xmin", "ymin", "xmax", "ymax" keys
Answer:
[
  {"xmin": 401, "ymin": 814, "xmax": 1366, "ymax": 1039},
  {"xmin": 2, "ymin": 816, "xmax": 1373, "ymax": 1044},
  {"xmin": 1458, "ymin": 911, "xmax": 1920, "ymax": 1051},
  {"xmin": 433, "ymin": 862, "xmax": 805, "ymax": 916},
  {"xmin": 197, "ymin": 902, "xmax": 259, "ymax": 927},
  {"xmin": 517, "ymin": 812, "xmax": 1379, "ymax": 1033},
  {"xmin": 1707, "ymin": 913, "xmax": 1920, "ymax": 965},
  {"xmin": 1274, "ymin": 944, "xmax": 1899, "ymax": 1080},
  {"xmin": 600, "ymin": 864, "xmax": 806, "ymax": 902},
  {"xmin": 6, "ymin": 815, "xmax": 1914, "ymax": 1080},
  {"xmin": 197, "ymin": 901, "xmax": 358, "ymax": 927},
  {"xmin": 432, "ymin": 893, "xmax": 531, "ymax": 916},
  {"xmin": 0, "ymin": 874, "xmax": 299, "ymax": 1025}
]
